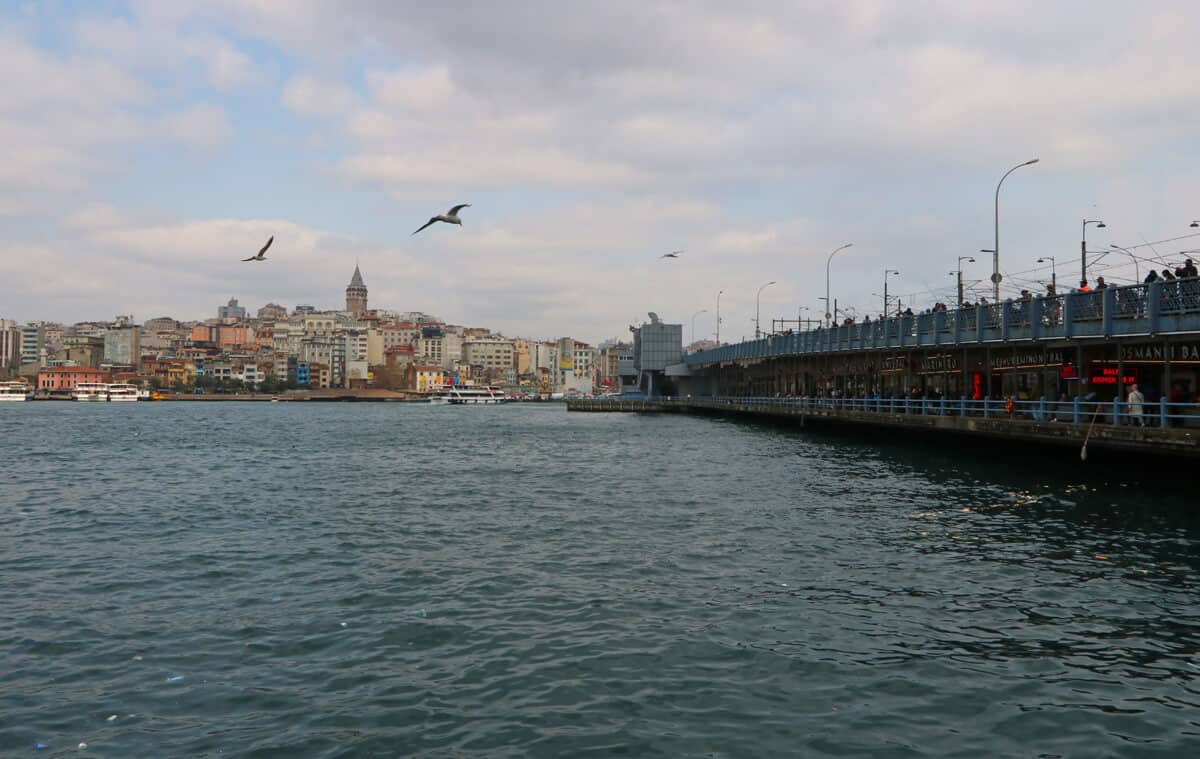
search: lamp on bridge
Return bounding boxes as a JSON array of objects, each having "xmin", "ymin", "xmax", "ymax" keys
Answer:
[
  {"xmin": 755, "ymin": 281, "xmax": 776, "ymax": 339},
  {"xmin": 953, "ymin": 256, "xmax": 975, "ymax": 306},
  {"xmin": 1037, "ymin": 256, "xmax": 1056, "ymax": 292},
  {"xmin": 883, "ymin": 269, "xmax": 900, "ymax": 316},
  {"xmin": 1081, "ymin": 218, "xmax": 1107, "ymax": 283}
]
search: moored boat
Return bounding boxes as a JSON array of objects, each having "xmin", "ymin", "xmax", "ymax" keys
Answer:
[
  {"xmin": 446, "ymin": 386, "xmax": 509, "ymax": 405},
  {"xmin": 0, "ymin": 381, "xmax": 33, "ymax": 401},
  {"xmin": 72, "ymin": 382, "xmax": 109, "ymax": 402},
  {"xmin": 107, "ymin": 383, "xmax": 140, "ymax": 402}
]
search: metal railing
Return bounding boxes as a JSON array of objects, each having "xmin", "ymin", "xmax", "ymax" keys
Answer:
[
  {"xmin": 688, "ymin": 278, "xmax": 1200, "ymax": 367},
  {"xmin": 580, "ymin": 395, "xmax": 1199, "ymax": 428}
]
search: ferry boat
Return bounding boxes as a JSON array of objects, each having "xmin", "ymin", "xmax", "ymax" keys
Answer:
[
  {"xmin": 72, "ymin": 382, "xmax": 109, "ymax": 402},
  {"xmin": 447, "ymin": 386, "xmax": 509, "ymax": 405},
  {"xmin": 0, "ymin": 381, "xmax": 33, "ymax": 401},
  {"xmin": 107, "ymin": 383, "xmax": 140, "ymax": 402}
]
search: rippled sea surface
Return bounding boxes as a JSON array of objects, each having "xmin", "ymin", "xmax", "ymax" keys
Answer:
[{"xmin": 2, "ymin": 402, "xmax": 1199, "ymax": 757}]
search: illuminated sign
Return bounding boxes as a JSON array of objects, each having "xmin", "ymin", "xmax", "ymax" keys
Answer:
[{"xmin": 1089, "ymin": 366, "xmax": 1138, "ymax": 385}]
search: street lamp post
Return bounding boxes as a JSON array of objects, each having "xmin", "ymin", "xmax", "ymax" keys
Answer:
[
  {"xmin": 954, "ymin": 256, "xmax": 975, "ymax": 306},
  {"xmin": 715, "ymin": 290, "xmax": 723, "ymax": 346},
  {"xmin": 1108, "ymin": 244, "xmax": 1140, "ymax": 282},
  {"xmin": 992, "ymin": 158, "xmax": 1040, "ymax": 301},
  {"xmin": 824, "ymin": 243, "xmax": 853, "ymax": 327},
  {"xmin": 883, "ymin": 269, "xmax": 900, "ymax": 316},
  {"xmin": 1037, "ymin": 256, "xmax": 1056, "ymax": 291},
  {"xmin": 797, "ymin": 305, "xmax": 811, "ymax": 331},
  {"xmin": 690, "ymin": 309, "xmax": 708, "ymax": 347},
  {"xmin": 1081, "ymin": 218, "xmax": 1107, "ymax": 283},
  {"xmin": 755, "ymin": 281, "xmax": 776, "ymax": 339}
]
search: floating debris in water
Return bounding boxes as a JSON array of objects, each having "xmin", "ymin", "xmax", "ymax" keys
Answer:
[
  {"xmin": 165, "ymin": 675, "xmax": 185, "ymax": 683},
  {"xmin": 131, "ymin": 655, "xmax": 143, "ymax": 661},
  {"xmin": 409, "ymin": 609, "xmax": 428, "ymax": 618},
  {"xmin": 78, "ymin": 742, "xmax": 88, "ymax": 749},
  {"xmin": 340, "ymin": 622, "xmax": 348, "ymax": 627},
  {"xmin": 1095, "ymin": 555, "xmax": 1109, "ymax": 560},
  {"xmin": 35, "ymin": 743, "xmax": 47, "ymax": 750},
  {"xmin": 106, "ymin": 715, "xmax": 117, "ymax": 722}
]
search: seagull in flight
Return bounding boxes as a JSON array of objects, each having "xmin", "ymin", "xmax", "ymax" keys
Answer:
[
  {"xmin": 242, "ymin": 236, "xmax": 273, "ymax": 262},
  {"xmin": 660, "ymin": 250, "xmax": 683, "ymax": 259},
  {"xmin": 412, "ymin": 204, "xmax": 471, "ymax": 235}
]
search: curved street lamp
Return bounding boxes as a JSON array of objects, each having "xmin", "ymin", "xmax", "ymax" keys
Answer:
[
  {"xmin": 824, "ymin": 243, "xmax": 853, "ymax": 326},
  {"xmin": 883, "ymin": 269, "xmax": 900, "ymax": 316},
  {"xmin": 992, "ymin": 158, "xmax": 1039, "ymax": 301},
  {"xmin": 1081, "ymin": 218, "xmax": 1107, "ymax": 283},
  {"xmin": 1037, "ymin": 256, "xmax": 1056, "ymax": 291},
  {"xmin": 954, "ymin": 256, "xmax": 975, "ymax": 305},
  {"xmin": 715, "ymin": 290, "xmax": 723, "ymax": 346},
  {"xmin": 1108, "ymin": 244, "xmax": 1140, "ymax": 282},
  {"xmin": 755, "ymin": 281, "xmax": 776, "ymax": 339},
  {"xmin": 690, "ymin": 309, "xmax": 708, "ymax": 346}
]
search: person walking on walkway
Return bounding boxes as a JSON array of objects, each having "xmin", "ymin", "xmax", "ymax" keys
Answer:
[{"xmin": 1127, "ymin": 383, "xmax": 1145, "ymax": 427}]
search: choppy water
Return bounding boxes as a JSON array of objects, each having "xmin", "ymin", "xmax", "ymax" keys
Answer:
[{"xmin": 1, "ymin": 402, "xmax": 1199, "ymax": 757}]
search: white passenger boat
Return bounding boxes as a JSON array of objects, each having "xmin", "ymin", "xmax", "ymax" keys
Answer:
[
  {"xmin": 446, "ymin": 386, "xmax": 509, "ymax": 405},
  {"xmin": 72, "ymin": 382, "xmax": 109, "ymax": 402},
  {"xmin": 0, "ymin": 381, "xmax": 33, "ymax": 401},
  {"xmin": 107, "ymin": 383, "xmax": 140, "ymax": 402}
]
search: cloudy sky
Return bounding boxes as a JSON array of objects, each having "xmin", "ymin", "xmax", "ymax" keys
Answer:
[{"xmin": 3, "ymin": 1, "xmax": 1199, "ymax": 343}]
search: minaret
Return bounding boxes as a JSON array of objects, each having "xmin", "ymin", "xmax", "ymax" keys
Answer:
[{"xmin": 346, "ymin": 264, "xmax": 368, "ymax": 316}]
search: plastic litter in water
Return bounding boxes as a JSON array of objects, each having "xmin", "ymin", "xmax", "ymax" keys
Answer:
[
  {"xmin": 165, "ymin": 675, "xmax": 185, "ymax": 683},
  {"xmin": 35, "ymin": 743, "xmax": 47, "ymax": 750},
  {"xmin": 340, "ymin": 622, "xmax": 348, "ymax": 627},
  {"xmin": 106, "ymin": 715, "xmax": 117, "ymax": 721},
  {"xmin": 131, "ymin": 655, "xmax": 143, "ymax": 661},
  {"xmin": 78, "ymin": 743, "xmax": 88, "ymax": 750},
  {"xmin": 409, "ymin": 609, "xmax": 428, "ymax": 618}
]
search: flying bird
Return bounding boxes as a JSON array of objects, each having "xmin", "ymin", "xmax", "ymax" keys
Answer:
[
  {"xmin": 660, "ymin": 250, "xmax": 683, "ymax": 259},
  {"xmin": 242, "ymin": 236, "xmax": 273, "ymax": 262},
  {"xmin": 412, "ymin": 204, "xmax": 471, "ymax": 235}
]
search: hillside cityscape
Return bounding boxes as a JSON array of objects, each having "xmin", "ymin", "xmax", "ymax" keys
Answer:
[{"xmin": 1, "ymin": 265, "xmax": 689, "ymax": 398}]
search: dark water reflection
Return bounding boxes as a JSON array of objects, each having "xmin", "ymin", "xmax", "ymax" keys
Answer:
[{"xmin": 1, "ymin": 403, "xmax": 1198, "ymax": 756}]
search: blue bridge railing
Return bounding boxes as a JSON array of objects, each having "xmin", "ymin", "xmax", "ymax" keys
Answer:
[
  {"xmin": 688, "ymin": 278, "xmax": 1200, "ymax": 366},
  {"xmin": 611, "ymin": 395, "xmax": 1199, "ymax": 428}
]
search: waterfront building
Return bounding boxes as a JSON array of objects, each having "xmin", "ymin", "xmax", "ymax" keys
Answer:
[
  {"xmin": 218, "ymin": 298, "xmax": 246, "ymax": 322},
  {"xmin": 631, "ymin": 314, "xmax": 684, "ymax": 396},
  {"xmin": 143, "ymin": 316, "xmax": 178, "ymax": 332},
  {"xmin": 405, "ymin": 364, "xmax": 445, "ymax": 393},
  {"xmin": 296, "ymin": 362, "xmax": 310, "ymax": 386},
  {"xmin": 37, "ymin": 366, "xmax": 111, "ymax": 392},
  {"xmin": 345, "ymin": 265, "xmax": 368, "ymax": 317}
]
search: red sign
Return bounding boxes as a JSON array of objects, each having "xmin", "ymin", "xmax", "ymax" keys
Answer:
[
  {"xmin": 1060, "ymin": 362, "xmax": 1078, "ymax": 380},
  {"xmin": 1089, "ymin": 366, "xmax": 1138, "ymax": 385}
]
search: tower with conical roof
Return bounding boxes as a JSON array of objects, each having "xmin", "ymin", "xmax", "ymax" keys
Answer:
[{"xmin": 346, "ymin": 264, "xmax": 368, "ymax": 316}]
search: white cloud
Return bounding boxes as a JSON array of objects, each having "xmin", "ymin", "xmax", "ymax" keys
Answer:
[
  {"xmin": 160, "ymin": 104, "xmax": 234, "ymax": 148},
  {"xmin": 281, "ymin": 74, "xmax": 356, "ymax": 117}
]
